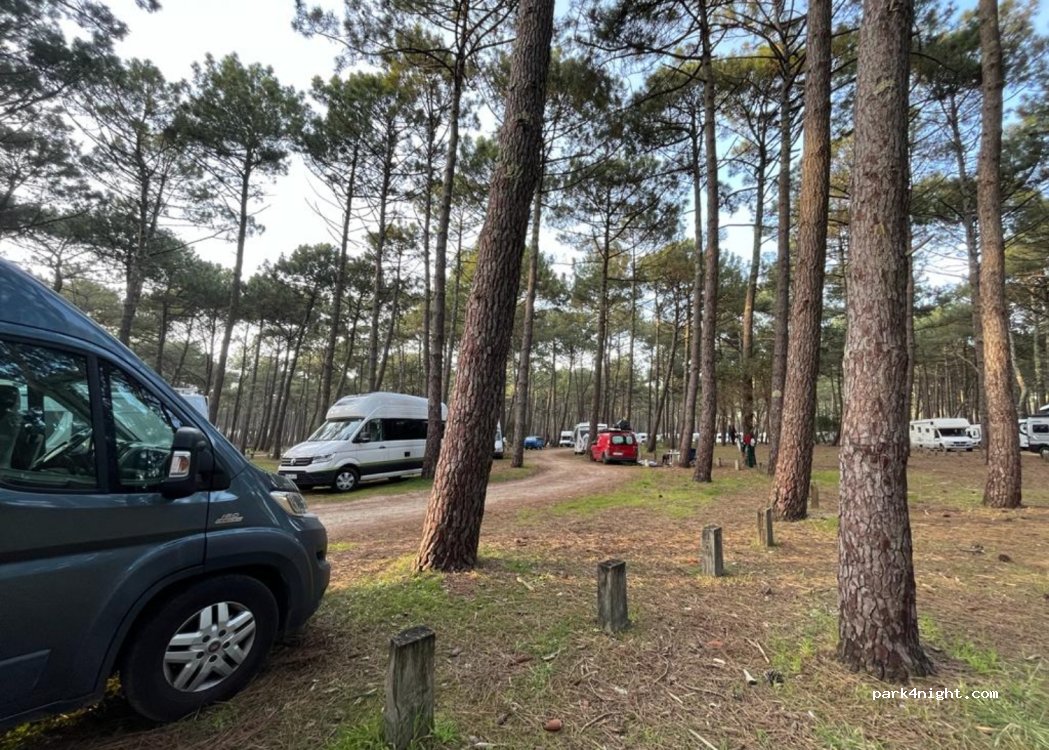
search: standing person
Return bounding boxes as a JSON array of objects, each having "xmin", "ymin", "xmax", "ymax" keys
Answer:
[
  {"xmin": 746, "ymin": 433, "xmax": 757, "ymax": 468},
  {"xmin": 741, "ymin": 430, "xmax": 751, "ymax": 458},
  {"xmin": 728, "ymin": 424, "xmax": 737, "ymax": 446}
]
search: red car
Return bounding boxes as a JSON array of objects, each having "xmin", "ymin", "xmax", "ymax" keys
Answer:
[{"xmin": 589, "ymin": 429, "xmax": 639, "ymax": 464}]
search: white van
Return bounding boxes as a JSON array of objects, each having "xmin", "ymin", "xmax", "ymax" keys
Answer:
[
  {"xmin": 173, "ymin": 386, "xmax": 209, "ymax": 422},
  {"xmin": 558, "ymin": 430, "xmax": 574, "ymax": 447},
  {"xmin": 572, "ymin": 421, "xmax": 607, "ymax": 454},
  {"xmin": 278, "ymin": 392, "xmax": 446, "ymax": 491},
  {"xmin": 1019, "ymin": 416, "xmax": 1049, "ymax": 453},
  {"xmin": 909, "ymin": 418, "xmax": 975, "ymax": 452},
  {"xmin": 494, "ymin": 422, "xmax": 505, "ymax": 459}
]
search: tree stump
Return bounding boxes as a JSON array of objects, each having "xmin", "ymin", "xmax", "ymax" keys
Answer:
[
  {"xmin": 597, "ymin": 559, "xmax": 629, "ymax": 633},
  {"xmin": 735, "ymin": 459, "xmax": 741, "ymax": 471},
  {"xmin": 758, "ymin": 507, "xmax": 774, "ymax": 547},
  {"xmin": 810, "ymin": 482, "xmax": 820, "ymax": 509},
  {"xmin": 701, "ymin": 525, "xmax": 724, "ymax": 577},
  {"xmin": 717, "ymin": 457, "xmax": 723, "ymax": 468},
  {"xmin": 384, "ymin": 626, "xmax": 435, "ymax": 750}
]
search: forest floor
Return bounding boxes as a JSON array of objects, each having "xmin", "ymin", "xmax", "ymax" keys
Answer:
[{"xmin": 5, "ymin": 446, "xmax": 1048, "ymax": 750}]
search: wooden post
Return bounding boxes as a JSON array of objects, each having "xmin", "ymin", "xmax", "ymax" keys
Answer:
[
  {"xmin": 597, "ymin": 559, "xmax": 629, "ymax": 633},
  {"xmin": 717, "ymin": 456, "xmax": 723, "ymax": 468},
  {"xmin": 701, "ymin": 525, "xmax": 724, "ymax": 577},
  {"xmin": 758, "ymin": 507, "xmax": 774, "ymax": 547},
  {"xmin": 384, "ymin": 626, "xmax": 435, "ymax": 750},
  {"xmin": 810, "ymin": 482, "xmax": 820, "ymax": 509},
  {"xmin": 734, "ymin": 459, "xmax": 741, "ymax": 471}
]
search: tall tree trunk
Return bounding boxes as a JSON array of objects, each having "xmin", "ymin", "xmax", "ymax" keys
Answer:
[
  {"xmin": 173, "ymin": 316, "xmax": 195, "ymax": 384},
  {"xmin": 512, "ymin": 177, "xmax": 543, "ymax": 468},
  {"xmin": 321, "ymin": 147, "xmax": 358, "ymax": 420},
  {"xmin": 678, "ymin": 119, "xmax": 704, "ymax": 467},
  {"xmin": 239, "ymin": 324, "xmax": 264, "ymax": 453},
  {"xmin": 945, "ymin": 94, "xmax": 986, "ymax": 435},
  {"xmin": 589, "ymin": 239, "xmax": 611, "ymax": 447},
  {"xmin": 977, "ymin": 0, "xmax": 1021, "ymax": 508},
  {"xmin": 771, "ymin": 0, "xmax": 831, "ymax": 520},
  {"xmin": 155, "ymin": 299, "xmax": 170, "ymax": 377},
  {"xmin": 415, "ymin": 0, "xmax": 553, "ymax": 571},
  {"xmin": 837, "ymin": 0, "xmax": 932, "ymax": 681},
  {"xmin": 423, "ymin": 42, "xmax": 467, "ymax": 477},
  {"xmin": 368, "ymin": 143, "xmax": 395, "ymax": 392},
  {"xmin": 692, "ymin": 1, "xmax": 720, "ymax": 483},
  {"xmin": 375, "ymin": 246, "xmax": 403, "ymax": 390},
  {"xmin": 443, "ymin": 218, "xmax": 465, "ymax": 404},
  {"xmin": 210, "ymin": 160, "xmax": 253, "ymax": 422},
  {"xmin": 229, "ymin": 325, "xmax": 250, "ymax": 442},
  {"xmin": 767, "ymin": 1, "xmax": 793, "ymax": 475},
  {"xmin": 742, "ymin": 142, "xmax": 768, "ymax": 436},
  {"xmin": 421, "ymin": 119, "xmax": 436, "ymax": 393},
  {"xmin": 270, "ymin": 295, "xmax": 317, "ymax": 459}
]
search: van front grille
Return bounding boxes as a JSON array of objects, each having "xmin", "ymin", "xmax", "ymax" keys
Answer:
[{"xmin": 280, "ymin": 457, "xmax": 312, "ymax": 467}]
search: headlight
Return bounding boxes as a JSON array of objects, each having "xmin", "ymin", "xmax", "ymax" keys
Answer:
[
  {"xmin": 312, "ymin": 454, "xmax": 333, "ymax": 463},
  {"xmin": 271, "ymin": 490, "xmax": 309, "ymax": 516}
]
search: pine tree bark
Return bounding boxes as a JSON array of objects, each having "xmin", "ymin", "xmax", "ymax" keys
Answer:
[
  {"xmin": 415, "ymin": 0, "xmax": 554, "ymax": 572},
  {"xmin": 767, "ymin": 0, "xmax": 793, "ymax": 475},
  {"xmin": 741, "ymin": 141, "xmax": 767, "ymax": 437},
  {"xmin": 977, "ymin": 0, "xmax": 1022, "ymax": 507},
  {"xmin": 320, "ymin": 147, "xmax": 358, "ymax": 418},
  {"xmin": 511, "ymin": 177, "xmax": 543, "ymax": 468},
  {"xmin": 209, "ymin": 162, "xmax": 252, "ymax": 422},
  {"xmin": 771, "ymin": 0, "xmax": 831, "ymax": 521},
  {"xmin": 692, "ymin": 0, "xmax": 720, "ymax": 483},
  {"xmin": 677, "ymin": 117, "xmax": 703, "ymax": 467},
  {"xmin": 838, "ymin": 0, "xmax": 932, "ymax": 681},
  {"xmin": 423, "ymin": 37, "xmax": 467, "ymax": 478}
]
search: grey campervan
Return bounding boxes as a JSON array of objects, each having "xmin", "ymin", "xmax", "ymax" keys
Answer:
[{"xmin": 0, "ymin": 260, "xmax": 330, "ymax": 727}]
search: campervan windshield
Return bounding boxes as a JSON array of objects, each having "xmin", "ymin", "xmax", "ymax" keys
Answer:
[
  {"xmin": 307, "ymin": 417, "xmax": 363, "ymax": 442},
  {"xmin": 937, "ymin": 427, "xmax": 966, "ymax": 437}
]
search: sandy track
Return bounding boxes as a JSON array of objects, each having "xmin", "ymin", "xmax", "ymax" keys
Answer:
[{"xmin": 312, "ymin": 448, "xmax": 628, "ymax": 540}]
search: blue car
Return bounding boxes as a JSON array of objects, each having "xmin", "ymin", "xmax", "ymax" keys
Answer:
[{"xmin": 523, "ymin": 435, "xmax": 545, "ymax": 450}]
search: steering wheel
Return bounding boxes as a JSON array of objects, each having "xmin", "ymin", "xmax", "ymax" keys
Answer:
[{"xmin": 33, "ymin": 425, "xmax": 91, "ymax": 468}]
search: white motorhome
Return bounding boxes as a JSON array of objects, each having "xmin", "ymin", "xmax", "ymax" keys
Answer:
[
  {"xmin": 572, "ymin": 421, "xmax": 607, "ymax": 454},
  {"xmin": 1018, "ymin": 416, "xmax": 1049, "ymax": 453},
  {"xmin": 278, "ymin": 392, "xmax": 446, "ymax": 491},
  {"xmin": 909, "ymin": 418, "xmax": 975, "ymax": 452},
  {"xmin": 558, "ymin": 430, "xmax": 574, "ymax": 447}
]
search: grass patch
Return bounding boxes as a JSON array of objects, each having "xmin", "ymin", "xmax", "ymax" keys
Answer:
[
  {"xmin": 814, "ymin": 724, "xmax": 886, "ymax": 749},
  {"xmin": 959, "ymin": 666, "xmax": 1049, "ymax": 750},
  {"xmin": 919, "ymin": 614, "xmax": 1000, "ymax": 674},
  {"xmin": 768, "ymin": 606, "xmax": 837, "ymax": 676},
  {"xmin": 327, "ymin": 714, "xmax": 461, "ymax": 750},
  {"xmin": 810, "ymin": 515, "xmax": 839, "ymax": 535}
]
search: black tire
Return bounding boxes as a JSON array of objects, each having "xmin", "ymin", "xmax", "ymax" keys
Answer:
[
  {"xmin": 333, "ymin": 466, "xmax": 360, "ymax": 492},
  {"xmin": 602, "ymin": 452, "xmax": 610, "ymax": 465},
  {"xmin": 121, "ymin": 575, "xmax": 278, "ymax": 722}
]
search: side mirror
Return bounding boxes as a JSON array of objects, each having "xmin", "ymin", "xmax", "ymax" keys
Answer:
[
  {"xmin": 356, "ymin": 434, "xmax": 371, "ymax": 443},
  {"xmin": 162, "ymin": 426, "xmax": 212, "ymax": 499}
]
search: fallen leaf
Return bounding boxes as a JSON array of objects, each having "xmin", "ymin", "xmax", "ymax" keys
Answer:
[{"xmin": 544, "ymin": 718, "xmax": 563, "ymax": 732}]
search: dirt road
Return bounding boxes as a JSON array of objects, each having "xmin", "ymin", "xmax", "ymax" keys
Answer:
[{"xmin": 313, "ymin": 448, "xmax": 627, "ymax": 539}]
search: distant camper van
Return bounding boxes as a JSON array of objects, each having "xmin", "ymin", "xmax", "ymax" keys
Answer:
[
  {"xmin": 909, "ymin": 418, "xmax": 975, "ymax": 452},
  {"xmin": 173, "ymin": 386, "xmax": 209, "ymax": 422},
  {"xmin": 278, "ymin": 392, "xmax": 446, "ymax": 491},
  {"xmin": 572, "ymin": 421, "xmax": 607, "ymax": 454},
  {"xmin": 1018, "ymin": 416, "xmax": 1049, "ymax": 453}
]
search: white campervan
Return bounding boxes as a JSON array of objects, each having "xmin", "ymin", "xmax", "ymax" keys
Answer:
[
  {"xmin": 1018, "ymin": 416, "xmax": 1049, "ymax": 453},
  {"xmin": 909, "ymin": 418, "xmax": 975, "ymax": 452},
  {"xmin": 558, "ymin": 430, "xmax": 574, "ymax": 447},
  {"xmin": 572, "ymin": 421, "xmax": 607, "ymax": 454},
  {"xmin": 277, "ymin": 392, "xmax": 446, "ymax": 491}
]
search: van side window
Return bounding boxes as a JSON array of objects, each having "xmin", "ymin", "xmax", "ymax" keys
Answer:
[
  {"xmin": 0, "ymin": 339, "xmax": 98, "ymax": 489},
  {"xmin": 359, "ymin": 419, "xmax": 383, "ymax": 443},
  {"xmin": 103, "ymin": 364, "xmax": 180, "ymax": 491},
  {"xmin": 383, "ymin": 418, "xmax": 428, "ymax": 441}
]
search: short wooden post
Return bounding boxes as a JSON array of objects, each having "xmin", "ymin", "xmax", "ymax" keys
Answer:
[
  {"xmin": 700, "ymin": 525, "xmax": 724, "ymax": 577},
  {"xmin": 734, "ymin": 459, "xmax": 741, "ymax": 471},
  {"xmin": 809, "ymin": 482, "xmax": 820, "ymax": 509},
  {"xmin": 717, "ymin": 457, "xmax": 723, "ymax": 468},
  {"xmin": 597, "ymin": 559, "xmax": 629, "ymax": 633},
  {"xmin": 758, "ymin": 507, "xmax": 774, "ymax": 547},
  {"xmin": 384, "ymin": 626, "xmax": 435, "ymax": 750}
]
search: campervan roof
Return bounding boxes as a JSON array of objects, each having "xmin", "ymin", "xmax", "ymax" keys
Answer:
[{"xmin": 326, "ymin": 392, "xmax": 447, "ymax": 421}]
